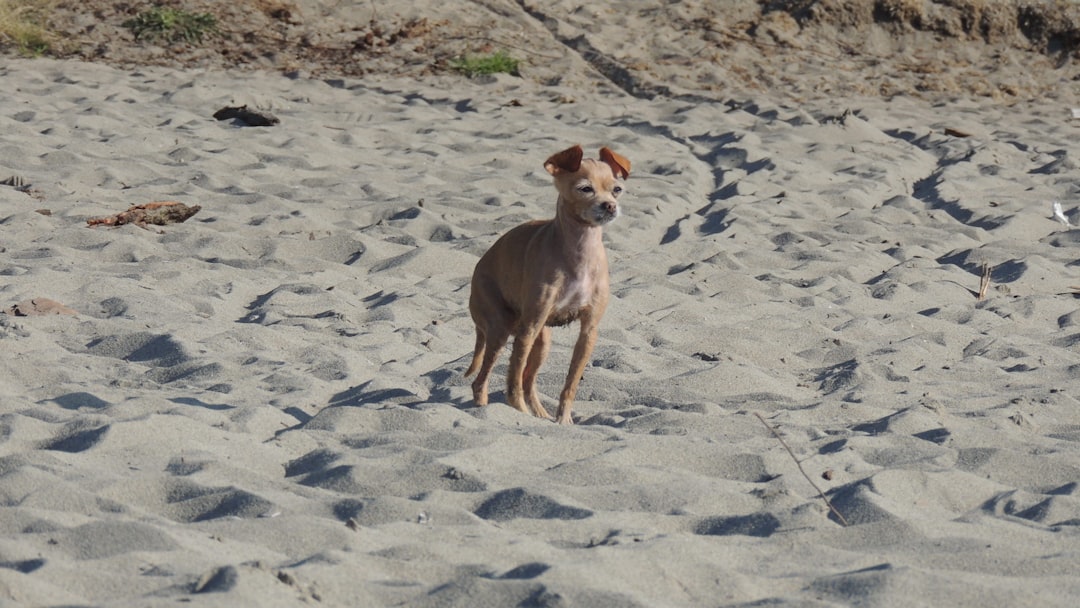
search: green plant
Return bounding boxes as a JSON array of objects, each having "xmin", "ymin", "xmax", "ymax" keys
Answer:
[
  {"xmin": 450, "ymin": 50, "xmax": 520, "ymax": 77},
  {"xmin": 123, "ymin": 6, "xmax": 218, "ymax": 45},
  {"xmin": 0, "ymin": 0, "xmax": 56, "ymax": 56}
]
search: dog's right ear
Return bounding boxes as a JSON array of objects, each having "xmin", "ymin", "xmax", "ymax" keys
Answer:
[{"xmin": 544, "ymin": 145, "xmax": 584, "ymax": 175}]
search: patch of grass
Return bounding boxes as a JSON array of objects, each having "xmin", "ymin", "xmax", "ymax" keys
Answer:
[
  {"xmin": 0, "ymin": 0, "xmax": 57, "ymax": 56},
  {"xmin": 450, "ymin": 50, "xmax": 520, "ymax": 77},
  {"xmin": 123, "ymin": 6, "xmax": 218, "ymax": 45}
]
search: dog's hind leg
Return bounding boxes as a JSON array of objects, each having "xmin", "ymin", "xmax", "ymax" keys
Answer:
[
  {"xmin": 506, "ymin": 320, "xmax": 546, "ymax": 415},
  {"xmin": 471, "ymin": 324, "xmax": 509, "ymax": 407},
  {"xmin": 464, "ymin": 327, "xmax": 485, "ymax": 378}
]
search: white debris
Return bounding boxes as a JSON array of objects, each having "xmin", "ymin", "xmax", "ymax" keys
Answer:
[{"xmin": 1053, "ymin": 201, "xmax": 1073, "ymax": 228}]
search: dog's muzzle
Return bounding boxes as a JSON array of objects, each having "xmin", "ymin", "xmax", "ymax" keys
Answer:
[{"xmin": 591, "ymin": 201, "xmax": 619, "ymax": 225}]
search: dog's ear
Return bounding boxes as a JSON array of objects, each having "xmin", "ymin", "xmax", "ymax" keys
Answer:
[
  {"xmin": 544, "ymin": 145, "xmax": 584, "ymax": 175},
  {"xmin": 599, "ymin": 147, "xmax": 630, "ymax": 179}
]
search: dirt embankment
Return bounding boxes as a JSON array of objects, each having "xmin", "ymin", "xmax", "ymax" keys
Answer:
[{"xmin": 7, "ymin": 0, "xmax": 1080, "ymax": 101}]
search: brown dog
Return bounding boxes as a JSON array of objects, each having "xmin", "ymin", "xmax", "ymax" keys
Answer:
[{"xmin": 465, "ymin": 144, "xmax": 630, "ymax": 424}]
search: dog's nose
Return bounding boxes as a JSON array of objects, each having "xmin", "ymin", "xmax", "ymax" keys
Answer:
[{"xmin": 601, "ymin": 201, "xmax": 617, "ymax": 214}]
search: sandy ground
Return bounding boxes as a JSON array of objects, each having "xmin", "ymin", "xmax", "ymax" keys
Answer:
[{"xmin": 2, "ymin": 1, "xmax": 1080, "ymax": 606}]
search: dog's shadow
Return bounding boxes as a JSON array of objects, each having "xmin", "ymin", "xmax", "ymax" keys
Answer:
[
  {"xmin": 273, "ymin": 355, "xmax": 613, "ymax": 436},
  {"xmin": 272, "ymin": 359, "xmax": 493, "ymax": 437},
  {"xmin": 325, "ymin": 360, "xmax": 483, "ymax": 412}
]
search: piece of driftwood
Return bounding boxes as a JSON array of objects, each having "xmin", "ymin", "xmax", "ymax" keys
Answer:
[
  {"xmin": 2, "ymin": 175, "xmax": 44, "ymax": 200},
  {"xmin": 87, "ymin": 201, "xmax": 201, "ymax": 229},
  {"xmin": 213, "ymin": 105, "xmax": 280, "ymax": 126},
  {"xmin": 4, "ymin": 298, "xmax": 78, "ymax": 316},
  {"xmin": 943, "ymin": 127, "xmax": 972, "ymax": 138}
]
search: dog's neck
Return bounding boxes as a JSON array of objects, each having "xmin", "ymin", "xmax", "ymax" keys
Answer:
[{"xmin": 554, "ymin": 197, "xmax": 605, "ymax": 266}]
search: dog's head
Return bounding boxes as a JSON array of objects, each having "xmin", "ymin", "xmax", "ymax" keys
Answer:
[{"xmin": 544, "ymin": 145, "xmax": 630, "ymax": 227}]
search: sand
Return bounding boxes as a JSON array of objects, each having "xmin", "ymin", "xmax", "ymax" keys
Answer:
[{"xmin": 2, "ymin": 1, "xmax": 1080, "ymax": 606}]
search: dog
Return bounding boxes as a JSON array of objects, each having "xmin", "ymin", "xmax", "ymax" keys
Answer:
[{"xmin": 465, "ymin": 144, "xmax": 630, "ymax": 424}]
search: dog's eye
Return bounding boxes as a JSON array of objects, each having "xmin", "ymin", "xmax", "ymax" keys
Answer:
[
  {"xmin": 577, "ymin": 185, "xmax": 594, "ymax": 194},
  {"xmin": 613, "ymin": 186, "xmax": 623, "ymax": 195}
]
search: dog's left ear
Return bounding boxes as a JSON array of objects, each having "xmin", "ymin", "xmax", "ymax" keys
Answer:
[
  {"xmin": 599, "ymin": 147, "xmax": 630, "ymax": 179},
  {"xmin": 545, "ymin": 145, "xmax": 584, "ymax": 175}
]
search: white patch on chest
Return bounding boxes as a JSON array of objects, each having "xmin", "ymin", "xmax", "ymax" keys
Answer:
[{"xmin": 554, "ymin": 276, "xmax": 593, "ymax": 313}]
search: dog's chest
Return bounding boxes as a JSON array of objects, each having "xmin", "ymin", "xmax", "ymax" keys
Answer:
[{"xmin": 553, "ymin": 275, "xmax": 593, "ymax": 314}]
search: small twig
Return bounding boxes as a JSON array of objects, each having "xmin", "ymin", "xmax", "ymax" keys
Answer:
[
  {"xmin": 977, "ymin": 263, "xmax": 991, "ymax": 301},
  {"xmin": 754, "ymin": 412, "xmax": 849, "ymax": 526}
]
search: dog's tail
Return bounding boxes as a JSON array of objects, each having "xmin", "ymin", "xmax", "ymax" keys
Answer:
[{"xmin": 464, "ymin": 329, "xmax": 484, "ymax": 378}]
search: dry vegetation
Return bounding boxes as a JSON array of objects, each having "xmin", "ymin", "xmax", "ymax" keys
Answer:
[{"xmin": 0, "ymin": 0, "xmax": 60, "ymax": 55}]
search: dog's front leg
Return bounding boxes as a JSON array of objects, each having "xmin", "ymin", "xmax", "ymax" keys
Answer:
[
  {"xmin": 523, "ymin": 326, "xmax": 554, "ymax": 420},
  {"xmin": 556, "ymin": 311, "xmax": 601, "ymax": 425}
]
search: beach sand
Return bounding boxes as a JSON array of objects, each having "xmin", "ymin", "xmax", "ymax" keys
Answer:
[{"xmin": 2, "ymin": 1, "xmax": 1080, "ymax": 605}]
